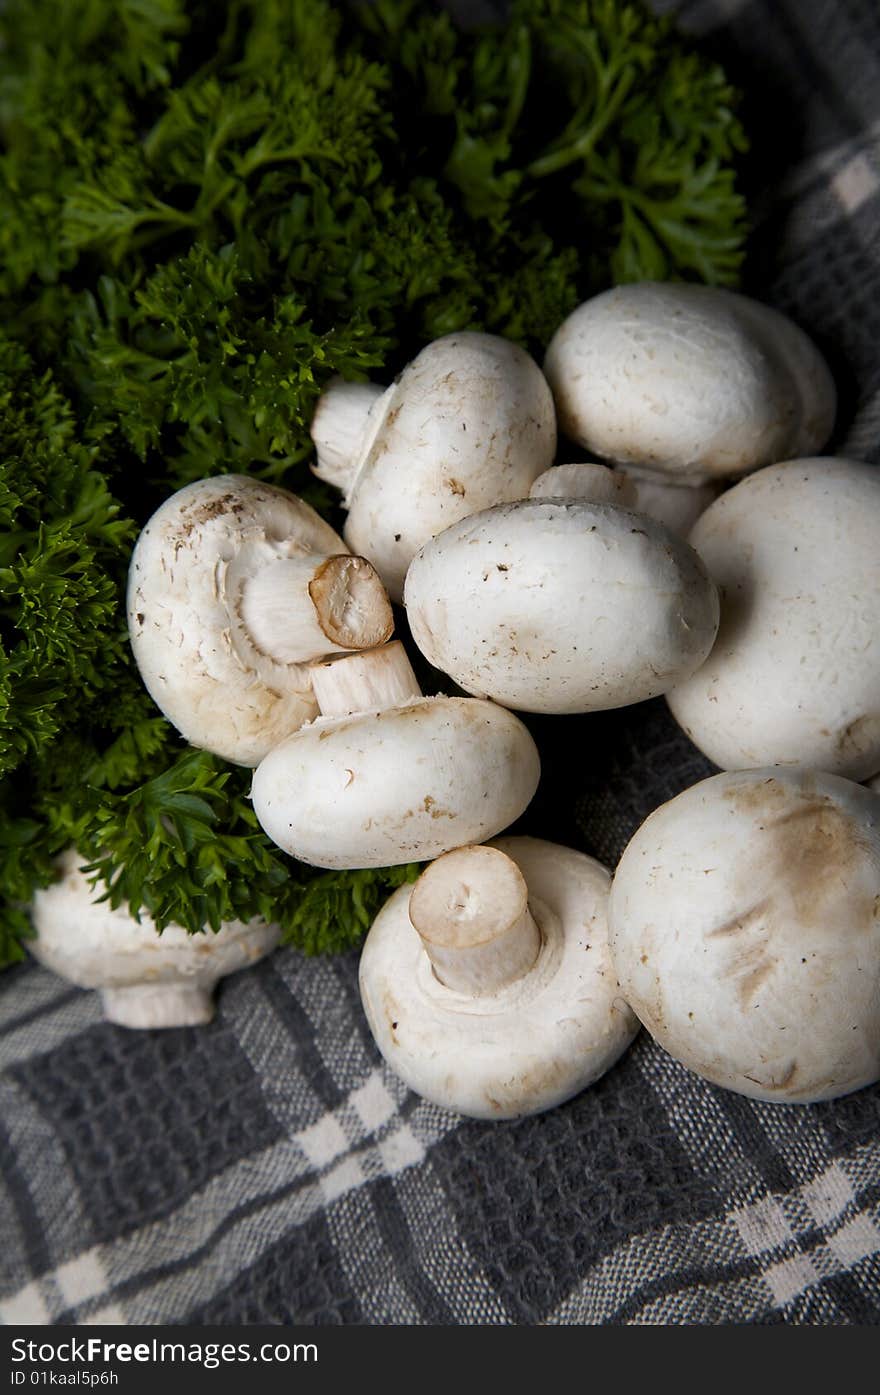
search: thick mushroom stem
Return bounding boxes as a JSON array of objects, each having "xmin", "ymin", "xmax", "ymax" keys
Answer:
[
  {"xmin": 530, "ymin": 462, "xmax": 637, "ymax": 508},
  {"xmin": 101, "ymin": 983, "xmax": 216, "ymax": 1029},
  {"xmin": 530, "ymin": 462, "xmax": 720, "ymax": 536},
  {"xmin": 310, "ymin": 640, "xmax": 422, "ymax": 718},
  {"xmin": 239, "ymin": 553, "xmax": 394, "ymax": 665},
  {"xmin": 408, "ymin": 846, "xmax": 542, "ymax": 995},
  {"xmin": 310, "ymin": 380, "xmax": 388, "ymax": 494}
]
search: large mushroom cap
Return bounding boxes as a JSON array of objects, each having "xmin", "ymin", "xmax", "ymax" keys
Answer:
[
  {"xmin": 128, "ymin": 475, "xmax": 348, "ymax": 766},
  {"xmin": 404, "ymin": 499, "xmax": 719, "ymax": 713},
  {"xmin": 608, "ymin": 768, "xmax": 880, "ymax": 1103},
  {"xmin": 667, "ymin": 457, "xmax": 880, "ymax": 779},
  {"xmin": 359, "ymin": 837, "xmax": 639, "ymax": 1119},
  {"xmin": 341, "ymin": 332, "xmax": 557, "ymax": 600},
  {"xmin": 250, "ymin": 696, "xmax": 540, "ymax": 869},
  {"xmin": 30, "ymin": 849, "xmax": 281, "ymax": 1028},
  {"xmin": 543, "ymin": 283, "xmax": 835, "ymax": 482}
]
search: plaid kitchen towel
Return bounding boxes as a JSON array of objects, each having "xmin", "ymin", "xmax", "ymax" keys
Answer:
[{"xmin": 2, "ymin": 0, "xmax": 880, "ymax": 1326}]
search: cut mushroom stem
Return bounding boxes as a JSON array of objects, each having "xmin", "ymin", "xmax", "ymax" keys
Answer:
[
  {"xmin": 310, "ymin": 640, "xmax": 422, "ymax": 717},
  {"xmin": 408, "ymin": 845, "xmax": 541, "ymax": 995},
  {"xmin": 310, "ymin": 379, "xmax": 389, "ymax": 494},
  {"xmin": 239, "ymin": 553, "xmax": 393, "ymax": 665}
]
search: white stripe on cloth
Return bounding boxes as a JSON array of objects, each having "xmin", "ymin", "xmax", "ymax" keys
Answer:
[{"xmin": 0, "ymin": 1281, "xmax": 51, "ymax": 1325}]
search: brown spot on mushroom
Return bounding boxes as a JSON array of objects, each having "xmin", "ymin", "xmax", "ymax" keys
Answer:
[
  {"xmin": 382, "ymin": 986, "xmax": 402, "ymax": 1044},
  {"xmin": 727, "ymin": 781, "xmax": 877, "ymax": 934},
  {"xmin": 733, "ymin": 950, "xmax": 777, "ymax": 1010},
  {"xmin": 836, "ymin": 712, "xmax": 880, "ymax": 757},
  {"xmin": 706, "ymin": 898, "xmax": 771, "ymax": 940},
  {"xmin": 744, "ymin": 1060, "xmax": 798, "ymax": 1092},
  {"xmin": 764, "ymin": 798, "xmax": 872, "ymax": 926},
  {"xmin": 446, "ymin": 478, "xmax": 467, "ymax": 497},
  {"xmin": 723, "ymin": 776, "xmax": 797, "ymax": 815}
]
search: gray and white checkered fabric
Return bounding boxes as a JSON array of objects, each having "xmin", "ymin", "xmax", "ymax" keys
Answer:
[{"xmin": 2, "ymin": 0, "xmax": 879, "ymax": 1326}]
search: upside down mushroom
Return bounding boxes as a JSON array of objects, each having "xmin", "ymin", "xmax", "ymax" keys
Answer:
[
  {"xmin": 128, "ymin": 475, "xmax": 393, "ymax": 767},
  {"xmin": 359, "ymin": 838, "xmax": 639, "ymax": 1119}
]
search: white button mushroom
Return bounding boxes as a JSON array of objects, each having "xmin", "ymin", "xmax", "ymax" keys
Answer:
[
  {"xmin": 403, "ymin": 498, "xmax": 719, "ymax": 714},
  {"xmin": 128, "ymin": 475, "xmax": 393, "ymax": 766},
  {"xmin": 529, "ymin": 462, "xmax": 721, "ymax": 537},
  {"xmin": 309, "ymin": 332, "xmax": 557, "ymax": 600},
  {"xmin": 358, "ymin": 837, "xmax": 639, "ymax": 1119},
  {"xmin": 543, "ymin": 282, "xmax": 836, "ymax": 484},
  {"xmin": 250, "ymin": 641, "xmax": 541, "ymax": 869},
  {"xmin": 608, "ymin": 768, "xmax": 880, "ymax": 1103},
  {"xmin": 666, "ymin": 457, "xmax": 880, "ymax": 780},
  {"xmin": 30, "ymin": 849, "xmax": 281, "ymax": 1028}
]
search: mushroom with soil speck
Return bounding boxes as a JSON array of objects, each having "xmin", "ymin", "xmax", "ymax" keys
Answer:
[
  {"xmin": 608, "ymin": 768, "xmax": 880, "ymax": 1103},
  {"xmin": 250, "ymin": 641, "xmax": 540, "ymax": 869},
  {"xmin": 543, "ymin": 282, "xmax": 835, "ymax": 488},
  {"xmin": 359, "ymin": 837, "xmax": 639, "ymax": 1119},
  {"xmin": 666, "ymin": 457, "xmax": 880, "ymax": 780},
  {"xmin": 128, "ymin": 474, "xmax": 392, "ymax": 766},
  {"xmin": 403, "ymin": 497, "xmax": 719, "ymax": 714},
  {"xmin": 309, "ymin": 332, "xmax": 557, "ymax": 600},
  {"xmin": 30, "ymin": 849, "xmax": 281, "ymax": 1029}
]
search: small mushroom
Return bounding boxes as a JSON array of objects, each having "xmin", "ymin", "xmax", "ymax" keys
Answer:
[
  {"xmin": 608, "ymin": 768, "xmax": 880, "ymax": 1103},
  {"xmin": 30, "ymin": 849, "xmax": 281, "ymax": 1028},
  {"xmin": 128, "ymin": 475, "xmax": 393, "ymax": 766},
  {"xmin": 358, "ymin": 837, "xmax": 639, "ymax": 1119},
  {"xmin": 309, "ymin": 333, "xmax": 557, "ymax": 600},
  {"xmin": 403, "ymin": 498, "xmax": 719, "ymax": 713},
  {"xmin": 529, "ymin": 462, "xmax": 721, "ymax": 537},
  {"xmin": 543, "ymin": 282, "xmax": 836, "ymax": 485},
  {"xmin": 667, "ymin": 457, "xmax": 880, "ymax": 780},
  {"xmin": 250, "ymin": 641, "xmax": 540, "ymax": 869}
]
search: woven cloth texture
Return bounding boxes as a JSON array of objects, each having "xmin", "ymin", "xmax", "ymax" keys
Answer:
[{"xmin": 2, "ymin": 0, "xmax": 880, "ymax": 1327}]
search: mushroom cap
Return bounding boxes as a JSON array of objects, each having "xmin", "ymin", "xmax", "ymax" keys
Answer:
[
  {"xmin": 342, "ymin": 332, "xmax": 557, "ymax": 600},
  {"xmin": 543, "ymin": 283, "xmax": 835, "ymax": 482},
  {"xmin": 667, "ymin": 458, "xmax": 880, "ymax": 779},
  {"xmin": 30, "ymin": 849, "xmax": 281, "ymax": 993},
  {"xmin": 404, "ymin": 499, "xmax": 720, "ymax": 713},
  {"xmin": 250, "ymin": 696, "xmax": 540, "ymax": 869},
  {"xmin": 608, "ymin": 768, "xmax": 880, "ymax": 1103},
  {"xmin": 359, "ymin": 836, "xmax": 639, "ymax": 1119},
  {"xmin": 128, "ymin": 475, "xmax": 347, "ymax": 766}
]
